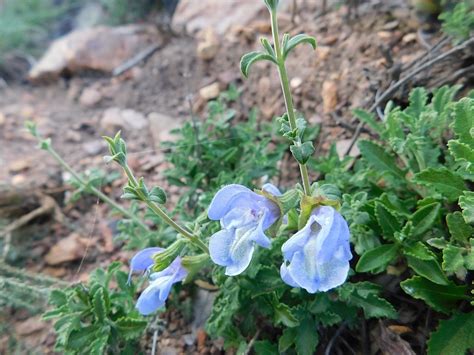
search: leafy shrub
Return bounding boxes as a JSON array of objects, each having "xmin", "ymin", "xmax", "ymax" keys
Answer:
[
  {"xmin": 43, "ymin": 262, "xmax": 147, "ymax": 354},
  {"xmin": 439, "ymin": 1, "xmax": 474, "ymax": 42}
]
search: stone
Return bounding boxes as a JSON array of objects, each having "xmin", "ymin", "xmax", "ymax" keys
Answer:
[
  {"xmin": 148, "ymin": 112, "xmax": 181, "ymax": 146},
  {"xmin": 8, "ymin": 159, "xmax": 31, "ymax": 173},
  {"xmin": 44, "ymin": 233, "xmax": 86, "ymax": 265},
  {"xmin": 290, "ymin": 77, "xmax": 303, "ymax": 89},
  {"xmin": 322, "ymin": 80, "xmax": 338, "ymax": 113},
  {"xmin": 0, "ymin": 112, "xmax": 5, "ymax": 126},
  {"xmin": 100, "ymin": 107, "xmax": 148, "ymax": 131},
  {"xmin": 199, "ymin": 82, "xmax": 220, "ymax": 100},
  {"xmin": 173, "ymin": 0, "xmax": 289, "ymax": 35},
  {"xmin": 196, "ymin": 28, "xmax": 220, "ymax": 61},
  {"xmin": 79, "ymin": 87, "xmax": 102, "ymax": 107},
  {"xmin": 29, "ymin": 25, "xmax": 161, "ymax": 81},
  {"xmin": 317, "ymin": 46, "xmax": 330, "ymax": 61},
  {"xmin": 336, "ymin": 139, "xmax": 360, "ymax": 159},
  {"xmin": 402, "ymin": 33, "xmax": 417, "ymax": 43},
  {"xmin": 15, "ymin": 316, "xmax": 44, "ymax": 336},
  {"xmin": 65, "ymin": 130, "xmax": 82, "ymax": 143},
  {"xmin": 83, "ymin": 140, "xmax": 104, "ymax": 156}
]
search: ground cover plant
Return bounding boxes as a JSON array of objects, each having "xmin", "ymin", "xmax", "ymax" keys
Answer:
[{"xmin": 2, "ymin": 0, "xmax": 473, "ymax": 353}]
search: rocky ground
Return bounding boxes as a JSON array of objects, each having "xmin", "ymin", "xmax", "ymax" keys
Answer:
[{"xmin": 0, "ymin": 0, "xmax": 471, "ymax": 353}]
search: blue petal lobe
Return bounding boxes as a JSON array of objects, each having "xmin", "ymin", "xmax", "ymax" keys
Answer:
[{"xmin": 208, "ymin": 185, "xmax": 251, "ymax": 220}]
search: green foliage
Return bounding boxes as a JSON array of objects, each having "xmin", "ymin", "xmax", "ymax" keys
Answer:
[
  {"xmin": 439, "ymin": 1, "xmax": 474, "ymax": 42},
  {"xmin": 43, "ymin": 262, "xmax": 147, "ymax": 354},
  {"xmin": 99, "ymin": 0, "xmax": 158, "ymax": 25},
  {"xmin": 427, "ymin": 313, "xmax": 474, "ymax": 355},
  {"xmin": 163, "ymin": 86, "xmax": 286, "ymax": 217}
]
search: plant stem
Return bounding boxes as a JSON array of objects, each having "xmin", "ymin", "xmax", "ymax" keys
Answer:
[
  {"xmin": 270, "ymin": 9, "xmax": 311, "ymax": 196},
  {"xmin": 122, "ymin": 165, "xmax": 209, "ymax": 254},
  {"xmin": 46, "ymin": 146, "xmax": 150, "ymax": 231}
]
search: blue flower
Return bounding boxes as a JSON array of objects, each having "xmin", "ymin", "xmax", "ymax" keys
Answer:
[
  {"xmin": 129, "ymin": 247, "xmax": 188, "ymax": 315},
  {"xmin": 280, "ymin": 206, "xmax": 352, "ymax": 293},
  {"xmin": 208, "ymin": 184, "xmax": 281, "ymax": 276}
]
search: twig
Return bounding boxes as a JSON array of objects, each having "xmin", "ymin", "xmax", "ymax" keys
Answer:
[
  {"xmin": 112, "ymin": 43, "xmax": 161, "ymax": 77},
  {"xmin": 151, "ymin": 330, "xmax": 158, "ymax": 355},
  {"xmin": 344, "ymin": 37, "xmax": 474, "ymax": 156},
  {"xmin": 244, "ymin": 329, "xmax": 261, "ymax": 355},
  {"xmin": 325, "ymin": 322, "xmax": 347, "ymax": 355},
  {"xmin": 430, "ymin": 64, "xmax": 474, "ymax": 88}
]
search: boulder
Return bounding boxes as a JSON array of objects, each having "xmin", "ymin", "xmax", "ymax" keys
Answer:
[{"xmin": 29, "ymin": 25, "xmax": 161, "ymax": 81}]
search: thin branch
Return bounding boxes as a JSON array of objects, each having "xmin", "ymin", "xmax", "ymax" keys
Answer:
[
  {"xmin": 344, "ymin": 37, "xmax": 474, "ymax": 156},
  {"xmin": 112, "ymin": 43, "xmax": 161, "ymax": 77}
]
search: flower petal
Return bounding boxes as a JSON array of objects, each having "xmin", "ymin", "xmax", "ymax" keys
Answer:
[
  {"xmin": 209, "ymin": 229, "xmax": 236, "ymax": 266},
  {"xmin": 280, "ymin": 262, "xmax": 299, "ymax": 287},
  {"xmin": 128, "ymin": 247, "xmax": 163, "ymax": 283},
  {"xmin": 316, "ymin": 249, "xmax": 351, "ymax": 292},
  {"xmin": 208, "ymin": 184, "xmax": 252, "ymax": 220},
  {"xmin": 135, "ymin": 278, "xmax": 168, "ymax": 315},
  {"xmin": 262, "ymin": 183, "xmax": 282, "ymax": 196}
]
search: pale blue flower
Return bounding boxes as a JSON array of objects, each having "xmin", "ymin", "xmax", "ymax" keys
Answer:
[
  {"xmin": 129, "ymin": 247, "xmax": 188, "ymax": 315},
  {"xmin": 208, "ymin": 184, "xmax": 281, "ymax": 276},
  {"xmin": 280, "ymin": 206, "xmax": 352, "ymax": 293}
]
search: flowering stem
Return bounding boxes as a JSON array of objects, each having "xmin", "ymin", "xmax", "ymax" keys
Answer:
[
  {"xmin": 270, "ymin": 9, "xmax": 311, "ymax": 196},
  {"xmin": 121, "ymin": 164, "xmax": 209, "ymax": 254},
  {"xmin": 44, "ymin": 146, "xmax": 150, "ymax": 231}
]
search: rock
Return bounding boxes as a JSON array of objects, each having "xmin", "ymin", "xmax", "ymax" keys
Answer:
[
  {"xmin": 79, "ymin": 87, "xmax": 102, "ymax": 107},
  {"xmin": 0, "ymin": 112, "xmax": 5, "ymax": 126},
  {"xmin": 291, "ymin": 77, "xmax": 303, "ymax": 89},
  {"xmin": 43, "ymin": 267, "xmax": 67, "ymax": 277},
  {"xmin": 11, "ymin": 174, "xmax": 27, "ymax": 186},
  {"xmin": 196, "ymin": 328, "xmax": 207, "ymax": 351},
  {"xmin": 382, "ymin": 20, "xmax": 399, "ymax": 31},
  {"xmin": 65, "ymin": 130, "xmax": 82, "ymax": 143},
  {"xmin": 15, "ymin": 316, "xmax": 44, "ymax": 336},
  {"xmin": 29, "ymin": 25, "xmax": 161, "ymax": 81},
  {"xmin": 148, "ymin": 112, "xmax": 181, "ymax": 146},
  {"xmin": 173, "ymin": 0, "xmax": 289, "ymax": 35},
  {"xmin": 336, "ymin": 139, "xmax": 360, "ymax": 158},
  {"xmin": 159, "ymin": 347, "xmax": 179, "ymax": 355},
  {"xmin": 317, "ymin": 46, "xmax": 330, "ymax": 61},
  {"xmin": 377, "ymin": 31, "xmax": 392, "ymax": 40},
  {"xmin": 9, "ymin": 159, "xmax": 31, "ymax": 173},
  {"xmin": 199, "ymin": 82, "xmax": 220, "ymax": 100},
  {"xmin": 196, "ymin": 28, "xmax": 220, "ymax": 61},
  {"xmin": 45, "ymin": 233, "xmax": 86, "ymax": 265},
  {"xmin": 83, "ymin": 140, "xmax": 104, "ymax": 156},
  {"xmin": 100, "ymin": 107, "xmax": 148, "ymax": 131},
  {"xmin": 322, "ymin": 80, "xmax": 338, "ymax": 113},
  {"xmin": 402, "ymin": 33, "xmax": 417, "ymax": 43}
]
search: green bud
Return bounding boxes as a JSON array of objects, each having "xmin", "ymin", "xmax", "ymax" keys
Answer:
[
  {"xmin": 152, "ymin": 239, "xmax": 188, "ymax": 272},
  {"xmin": 181, "ymin": 254, "xmax": 210, "ymax": 281},
  {"xmin": 264, "ymin": 0, "xmax": 279, "ymax": 12},
  {"xmin": 149, "ymin": 186, "xmax": 167, "ymax": 204},
  {"xmin": 290, "ymin": 141, "xmax": 315, "ymax": 164}
]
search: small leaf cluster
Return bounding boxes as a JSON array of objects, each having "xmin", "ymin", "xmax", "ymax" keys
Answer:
[
  {"xmin": 310, "ymin": 87, "xmax": 473, "ymax": 353},
  {"xmin": 439, "ymin": 1, "xmax": 474, "ymax": 43},
  {"xmin": 163, "ymin": 86, "xmax": 285, "ymax": 216},
  {"xmin": 43, "ymin": 262, "xmax": 147, "ymax": 354}
]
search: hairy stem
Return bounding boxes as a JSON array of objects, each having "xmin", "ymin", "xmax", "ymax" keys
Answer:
[
  {"xmin": 46, "ymin": 146, "xmax": 150, "ymax": 231},
  {"xmin": 270, "ymin": 9, "xmax": 311, "ymax": 195}
]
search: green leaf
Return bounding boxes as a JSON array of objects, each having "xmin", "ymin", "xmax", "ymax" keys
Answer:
[
  {"xmin": 414, "ymin": 168, "xmax": 466, "ymax": 202},
  {"xmin": 89, "ymin": 335, "xmax": 109, "ymax": 355},
  {"xmin": 49, "ymin": 289, "xmax": 68, "ymax": 307},
  {"xmin": 411, "ymin": 202, "xmax": 441, "ymax": 237},
  {"xmin": 260, "ymin": 37, "xmax": 276, "ymax": 58},
  {"xmin": 400, "ymin": 276, "xmax": 467, "ymax": 313},
  {"xmin": 404, "ymin": 242, "xmax": 436, "ymax": 260},
  {"xmin": 356, "ymin": 244, "xmax": 399, "ymax": 273},
  {"xmin": 279, "ymin": 327, "xmax": 297, "ymax": 352},
  {"xmin": 277, "ymin": 188, "xmax": 301, "ymax": 215},
  {"xmin": 353, "ymin": 293, "xmax": 397, "ymax": 319},
  {"xmin": 358, "ymin": 140, "xmax": 405, "ymax": 179},
  {"xmin": 375, "ymin": 203, "xmax": 401, "ymax": 240},
  {"xmin": 427, "ymin": 313, "xmax": 474, "ymax": 355},
  {"xmin": 448, "ymin": 140, "xmax": 474, "ymax": 168},
  {"xmin": 283, "ymin": 34, "xmax": 317, "ymax": 60},
  {"xmin": 290, "ymin": 141, "xmax": 315, "ymax": 164},
  {"xmin": 295, "ymin": 316, "xmax": 319, "ymax": 355},
  {"xmin": 452, "ymin": 97, "xmax": 474, "ymax": 147},
  {"xmin": 92, "ymin": 287, "xmax": 108, "ymax": 322},
  {"xmin": 353, "ymin": 108, "xmax": 383, "ymax": 135},
  {"xmin": 264, "ymin": 0, "xmax": 279, "ymax": 11},
  {"xmin": 67, "ymin": 325, "xmax": 100, "ymax": 350},
  {"xmin": 459, "ymin": 191, "xmax": 474, "ymax": 224},
  {"xmin": 406, "ymin": 87, "xmax": 428, "ymax": 119},
  {"xmin": 115, "ymin": 317, "xmax": 147, "ymax": 340},
  {"xmin": 273, "ymin": 302, "xmax": 299, "ymax": 328},
  {"xmin": 240, "ymin": 51, "xmax": 276, "ymax": 78},
  {"xmin": 447, "ymin": 212, "xmax": 473, "ymax": 243},
  {"xmin": 149, "ymin": 186, "xmax": 167, "ymax": 204},
  {"xmin": 406, "ymin": 255, "xmax": 449, "ymax": 285},
  {"xmin": 442, "ymin": 245, "xmax": 465, "ymax": 274},
  {"xmin": 254, "ymin": 340, "xmax": 278, "ymax": 355}
]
